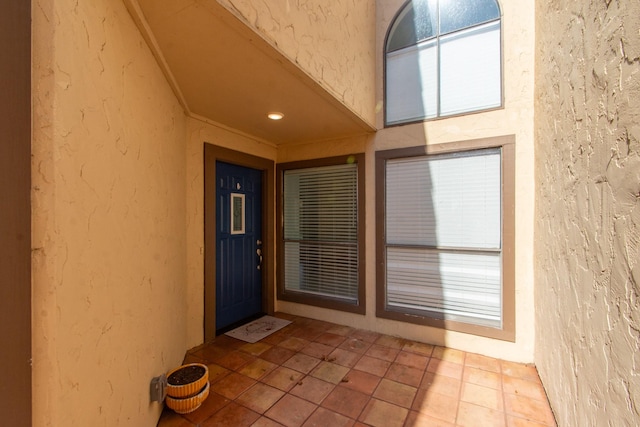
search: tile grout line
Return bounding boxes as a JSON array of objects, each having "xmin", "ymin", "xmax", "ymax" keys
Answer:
[
  {"xmin": 500, "ymin": 359, "xmax": 509, "ymax": 427},
  {"xmin": 454, "ymin": 351, "xmax": 466, "ymax": 426}
]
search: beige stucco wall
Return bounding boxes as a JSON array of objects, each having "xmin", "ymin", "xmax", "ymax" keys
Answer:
[
  {"xmin": 279, "ymin": 0, "xmax": 537, "ymax": 362},
  {"xmin": 216, "ymin": 0, "xmax": 376, "ymax": 127},
  {"xmin": 32, "ymin": 0, "xmax": 189, "ymax": 425},
  {"xmin": 534, "ymin": 1, "xmax": 640, "ymax": 425}
]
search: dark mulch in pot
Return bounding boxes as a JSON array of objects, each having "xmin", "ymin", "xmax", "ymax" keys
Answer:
[{"xmin": 168, "ymin": 365, "xmax": 206, "ymax": 386}]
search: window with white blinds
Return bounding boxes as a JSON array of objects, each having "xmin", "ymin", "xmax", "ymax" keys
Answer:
[
  {"xmin": 384, "ymin": 148, "xmax": 503, "ymax": 328},
  {"xmin": 282, "ymin": 163, "xmax": 359, "ymax": 303},
  {"xmin": 385, "ymin": 0, "xmax": 502, "ymax": 125},
  {"xmin": 439, "ymin": 21, "xmax": 501, "ymax": 116}
]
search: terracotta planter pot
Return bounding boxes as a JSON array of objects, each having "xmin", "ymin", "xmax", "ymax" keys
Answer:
[
  {"xmin": 166, "ymin": 363, "xmax": 209, "ymax": 399},
  {"xmin": 165, "ymin": 382, "xmax": 210, "ymax": 414}
]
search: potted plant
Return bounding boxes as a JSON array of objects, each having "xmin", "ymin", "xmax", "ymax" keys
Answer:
[{"xmin": 165, "ymin": 363, "xmax": 209, "ymax": 414}]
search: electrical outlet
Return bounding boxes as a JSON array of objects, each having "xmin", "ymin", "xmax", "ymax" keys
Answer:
[{"xmin": 150, "ymin": 373, "xmax": 167, "ymax": 402}]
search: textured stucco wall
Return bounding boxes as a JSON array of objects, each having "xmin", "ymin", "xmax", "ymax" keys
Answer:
[
  {"xmin": 534, "ymin": 1, "xmax": 640, "ymax": 425},
  {"xmin": 280, "ymin": 0, "xmax": 537, "ymax": 362},
  {"xmin": 216, "ymin": 0, "xmax": 376, "ymax": 127},
  {"xmin": 32, "ymin": 0, "xmax": 188, "ymax": 425}
]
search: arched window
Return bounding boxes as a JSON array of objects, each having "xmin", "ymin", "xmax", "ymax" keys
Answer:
[{"xmin": 385, "ymin": 0, "xmax": 502, "ymax": 125}]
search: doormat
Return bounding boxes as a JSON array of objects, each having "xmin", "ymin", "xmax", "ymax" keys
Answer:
[{"xmin": 224, "ymin": 315, "xmax": 291, "ymax": 343}]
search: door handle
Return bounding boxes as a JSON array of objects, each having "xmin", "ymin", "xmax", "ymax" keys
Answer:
[{"xmin": 256, "ymin": 248, "xmax": 263, "ymax": 270}]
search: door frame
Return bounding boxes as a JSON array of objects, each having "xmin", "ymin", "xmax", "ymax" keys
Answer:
[
  {"xmin": 204, "ymin": 143, "xmax": 275, "ymax": 342},
  {"xmin": 0, "ymin": 0, "xmax": 31, "ymax": 423}
]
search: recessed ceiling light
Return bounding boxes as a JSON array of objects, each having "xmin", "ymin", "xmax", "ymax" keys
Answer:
[{"xmin": 267, "ymin": 112, "xmax": 284, "ymax": 120}]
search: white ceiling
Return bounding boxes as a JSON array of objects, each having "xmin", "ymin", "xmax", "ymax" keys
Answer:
[{"xmin": 127, "ymin": 0, "xmax": 375, "ymax": 145}]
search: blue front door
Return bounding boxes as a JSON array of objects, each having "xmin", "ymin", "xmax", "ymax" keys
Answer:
[{"xmin": 216, "ymin": 161, "xmax": 263, "ymax": 331}]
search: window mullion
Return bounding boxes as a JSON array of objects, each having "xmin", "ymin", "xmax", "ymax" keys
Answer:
[
  {"xmin": 386, "ymin": 243, "xmax": 501, "ymax": 253},
  {"xmin": 436, "ymin": 0, "xmax": 441, "ymax": 118}
]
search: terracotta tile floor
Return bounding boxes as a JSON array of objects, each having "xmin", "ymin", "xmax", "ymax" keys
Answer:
[{"xmin": 158, "ymin": 314, "xmax": 556, "ymax": 427}]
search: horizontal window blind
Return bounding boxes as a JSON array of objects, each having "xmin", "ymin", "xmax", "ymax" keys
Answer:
[
  {"xmin": 284, "ymin": 242, "xmax": 358, "ymax": 300},
  {"xmin": 387, "ymin": 248, "xmax": 501, "ymax": 327},
  {"xmin": 439, "ymin": 21, "xmax": 501, "ymax": 116},
  {"xmin": 283, "ymin": 164, "xmax": 358, "ymax": 302},
  {"xmin": 386, "ymin": 39, "xmax": 438, "ymax": 124},
  {"xmin": 385, "ymin": 148, "xmax": 502, "ymax": 327},
  {"xmin": 386, "ymin": 149, "xmax": 501, "ymax": 248}
]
